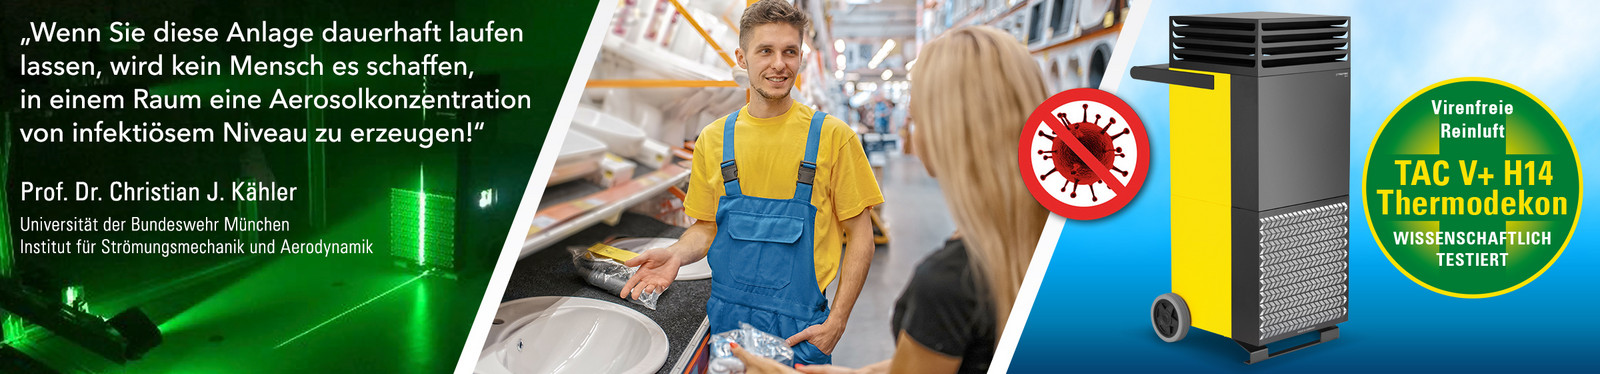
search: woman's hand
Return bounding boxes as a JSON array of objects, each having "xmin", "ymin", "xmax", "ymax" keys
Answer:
[
  {"xmin": 730, "ymin": 344, "xmax": 801, "ymax": 374},
  {"xmin": 794, "ymin": 364, "xmax": 858, "ymax": 374}
]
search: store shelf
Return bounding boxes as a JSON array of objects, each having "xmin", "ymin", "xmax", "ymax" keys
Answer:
[
  {"xmin": 602, "ymin": 36, "xmax": 731, "ymax": 82},
  {"xmin": 522, "ymin": 163, "xmax": 692, "ymax": 258}
]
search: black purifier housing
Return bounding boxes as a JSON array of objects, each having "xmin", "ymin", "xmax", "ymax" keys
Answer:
[{"xmin": 1131, "ymin": 12, "xmax": 1351, "ymax": 363}]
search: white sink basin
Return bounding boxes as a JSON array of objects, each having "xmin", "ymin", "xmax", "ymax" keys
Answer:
[
  {"xmin": 550, "ymin": 131, "xmax": 607, "ymax": 185},
  {"xmin": 609, "ymin": 238, "xmax": 712, "ymax": 281},
  {"xmin": 572, "ymin": 106, "xmax": 646, "ymax": 157},
  {"xmin": 477, "ymin": 297, "xmax": 668, "ymax": 374}
]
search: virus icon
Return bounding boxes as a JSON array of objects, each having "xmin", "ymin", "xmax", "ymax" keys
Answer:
[
  {"xmin": 1019, "ymin": 88, "xmax": 1148, "ymax": 220},
  {"xmin": 1037, "ymin": 103, "xmax": 1129, "ymax": 202}
]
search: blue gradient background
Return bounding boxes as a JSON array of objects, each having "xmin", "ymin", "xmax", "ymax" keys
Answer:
[{"xmin": 1008, "ymin": 1, "xmax": 1598, "ymax": 372}]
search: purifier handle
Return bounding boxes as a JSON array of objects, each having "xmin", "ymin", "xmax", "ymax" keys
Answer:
[{"xmin": 1130, "ymin": 64, "xmax": 1214, "ymax": 90}]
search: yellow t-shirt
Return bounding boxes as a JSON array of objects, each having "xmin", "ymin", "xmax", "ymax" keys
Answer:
[{"xmin": 685, "ymin": 101, "xmax": 884, "ymax": 292}]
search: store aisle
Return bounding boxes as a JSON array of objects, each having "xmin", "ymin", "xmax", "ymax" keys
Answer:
[{"xmin": 831, "ymin": 153, "xmax": 959, "ymax": 367}]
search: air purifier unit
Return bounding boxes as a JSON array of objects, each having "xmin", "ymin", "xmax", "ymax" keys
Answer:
[{"xmin": 1130, "ymin": 12, "xmax": 1350, "ymax": 363}]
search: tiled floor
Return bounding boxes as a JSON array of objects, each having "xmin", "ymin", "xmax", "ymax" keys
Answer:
[{"xmin": 830, "ymin": 154, "xmax": 959, "ymax": 367}]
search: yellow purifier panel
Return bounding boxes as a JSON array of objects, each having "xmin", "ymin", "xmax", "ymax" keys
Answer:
[{"xmin": 1168, "ymin": 68, "xmax": 1232, "ymax": 338}]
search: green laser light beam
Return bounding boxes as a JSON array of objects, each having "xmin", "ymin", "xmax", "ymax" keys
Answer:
[
  {"xmin": 272, "ymin": 271, "xmax": 428, "ymax": 349},
  {"xmin": 388, "ymin": 188, "xmax": 455, "ymax": 269},
  {"xmin": 418, "ymin": 164, "xmax": 426, "ymax": 267},
  {"xmin": 2, "ymin": 113, "xmax": 14, "ymax": 277}
]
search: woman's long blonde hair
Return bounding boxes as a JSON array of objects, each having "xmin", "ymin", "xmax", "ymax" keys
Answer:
[{"xmin": 909, "ymin": 26, "xmax": 1051, "ymax": 336}]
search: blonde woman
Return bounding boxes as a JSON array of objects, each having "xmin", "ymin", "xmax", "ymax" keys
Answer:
[{"xmin": 732, "ymin": 25, "xmax": 1050, "ymax": 374}]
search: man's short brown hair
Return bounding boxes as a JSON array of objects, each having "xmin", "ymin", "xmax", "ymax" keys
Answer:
[{"xmin": 739, "ymin": 0, "xmax": 810, "ymax": 48}]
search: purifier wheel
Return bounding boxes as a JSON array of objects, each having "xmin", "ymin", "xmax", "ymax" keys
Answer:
[{"xmin": 1151, "ymin": 293, "xmax": 1190, "ymax": 342}]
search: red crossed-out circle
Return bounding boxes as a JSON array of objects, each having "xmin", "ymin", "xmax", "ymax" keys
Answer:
[{"xmin": 1018, "ymin": 88, "xmax": 1150, "ymax": 220}]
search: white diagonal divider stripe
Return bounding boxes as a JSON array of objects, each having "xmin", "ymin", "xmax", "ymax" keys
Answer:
[
  {"xmin": 987, "ymin": 1, "xmax": 1151, "ymax": 372},
  {"xmin": 452, "ymin": 1, "xmax": 621, "ymax": 373}
]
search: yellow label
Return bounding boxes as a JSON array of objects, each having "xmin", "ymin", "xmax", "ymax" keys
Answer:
[{"xmin": 587, "ymin": 243, "xmax": 638, "ymax": 262}]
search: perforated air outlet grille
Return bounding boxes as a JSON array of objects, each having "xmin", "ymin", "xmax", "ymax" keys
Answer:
[{"xmin": 1257, "ymin": 202, "xmax": 1348, "ymax": 339}]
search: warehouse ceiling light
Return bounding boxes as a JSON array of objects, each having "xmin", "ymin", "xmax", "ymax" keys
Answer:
[
  {"xmin": 835, "ymin": 70, "xmax": 844, "ymax": 80},
  {"xmin": 868, "ymin": 39, "xmax": 896, "ymax": 69},
  {"xmin": 836, "ymin": 55, "xmax": 847, "ymax": 69},
  {"xmin": 881, "ymin": 69, "xmax": 892, "ymax": 80},
  {"xmin": 833, "ymin": 39, "xmax": 845, "ymax": 52}
]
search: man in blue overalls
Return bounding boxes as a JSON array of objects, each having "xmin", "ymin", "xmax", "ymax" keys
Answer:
[{"xmin": 621, "ymin": 0, "xmax": 883, "ymax": 365}]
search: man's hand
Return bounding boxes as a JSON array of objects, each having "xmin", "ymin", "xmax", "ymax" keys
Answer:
[
  {"xmin": 730, "ymin": 344, "xmax": 801, "ymax": 374},
  {"xmin": 785, "ymin": 320, "xmax": 845, "ymax": 355},
  {"xmin": 789, "ymin": 207, "xmax": 874, "ymax": 357},
  {"xmin": 620, "ymin": 247, "xmax": 682, "ymax": 300},
  {"xmin": 621, "ymin": 220, "xmax": 716, "ymax": 300}
]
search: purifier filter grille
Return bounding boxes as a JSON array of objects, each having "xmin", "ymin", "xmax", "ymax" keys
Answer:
[
  {"xmin": 1257, "ymin": 202, "xmax": 1348, "ymax": 339},
  {"xmin": 1169, "ymin": 12, "xmax": 1350, "ymax": 76}
]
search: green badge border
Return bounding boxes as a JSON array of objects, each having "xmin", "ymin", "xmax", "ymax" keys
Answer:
[{"xmin": 1362, "ymin": 77, "xmax": 1584, "ymax": 298}]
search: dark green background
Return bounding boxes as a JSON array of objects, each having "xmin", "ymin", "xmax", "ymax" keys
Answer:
[{"xmin": 0, "ymin": 0, "xmax": 600, "ymax": 371}]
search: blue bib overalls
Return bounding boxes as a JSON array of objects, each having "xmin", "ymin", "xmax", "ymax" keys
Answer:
[{"xmin": 705, "ymin": 109, "xmax": 833, "ymax": 365}]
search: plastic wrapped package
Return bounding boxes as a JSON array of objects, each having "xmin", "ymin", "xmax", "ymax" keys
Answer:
[
  {"xmin": 569, "ymin": 246, "xmax": 660, "ymax": 310},
  {"xmin": 706, "ymin": 323, "xmax": 795, "ymax": 374}
]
